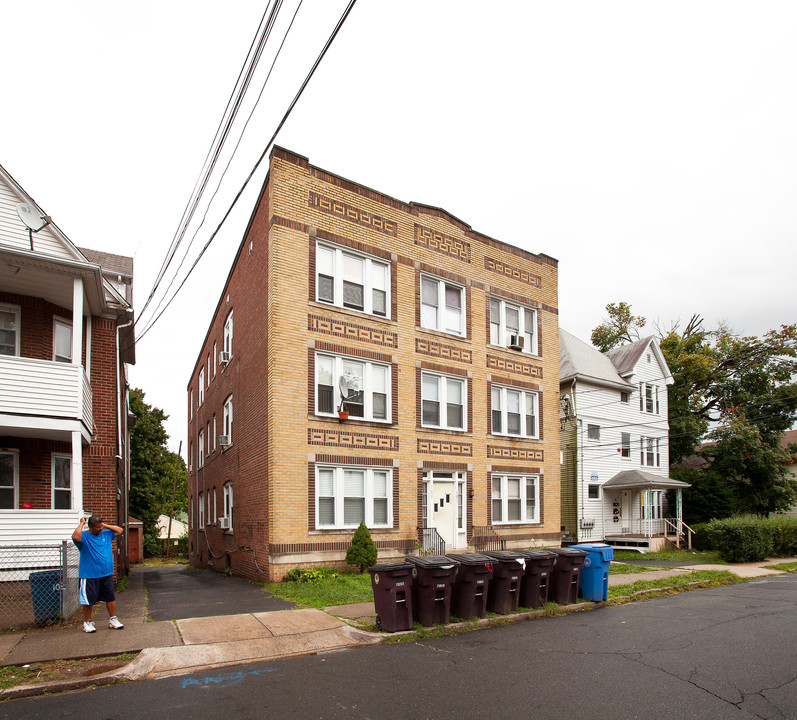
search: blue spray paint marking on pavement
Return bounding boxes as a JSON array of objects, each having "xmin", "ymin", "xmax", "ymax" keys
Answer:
[{"xmin": 182, "ymin": 667, "xmax": 279, "ymax": 689}]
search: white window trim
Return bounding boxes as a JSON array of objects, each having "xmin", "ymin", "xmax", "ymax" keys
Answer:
[
  {"xmin": 224, "ymin": 311, "xmax": 234, "ymax": 356},
  {"xmin": 189, "ymin": 390, "xmax": 193, "ymax": 420},
  {"xmin": 213, "ymin": 342, "xmax": 217, "ymax": 378},
  {"xmin": 491, "ymin": 473, "xmax": 540, "ymax": 524},
  {"xmin": 198, "ymin": 368, "xmax": 205, "ymax": 406},
  {"xmin": 587, "ymin": 424, "xmax": 600, "ymax": 441},
  {"xmin": 223, "ymin": 483, "xmax": 233, "ymax": 530},
  {"xmin": 621, "ymin": 432, "xmax": 631, "ymax": 459},
  {"xmin": 223, "ymin": 396, "xmax": 233, "ymax": 443},
  {"xmin": 639, "ymin": 383, "xmax": 660, "ymax": 414},
  {"xmin": 198, "ymin": 430, "xmax": 204, "ymax": 468},
  {"xmin": 491, "ymin": 384, "xmax": 539, "ymax": 439},
  {"xmin": 421, "ymin": 371, "xmax": 467, "ymax": 431},
  {"xmin": 640, "ymin": 436, "xmax": 661, "ymax": 467},
  {"xmin": 0, "ymin": 304, "xmax": 21, "ymax": 357},
  {"xmin": 315, "ymin": 464, "xmax": 393, "ymax": 530},
  {"xmin": 51, "ymin": 453, "xmax": 72, "ymax": 510},
  {"xmin": 420, "ymin": 273, "xmax": 465, "ymax": 336},
  {"xmin": 198, "ymin": 491, "xmax": 204, "ymax": 528},
  {"xmin": 489, "ymin": 297, "xmax": 538, "ymax": 355},
  {"xmin": 315, "ymin": 352, "xmax": 391, "ymax": 423},
  {"xmin": 0, "ymin": 449, "xmax": 20, "ymax": 509},
  {"xmin": 316, "ymin": 241, "xmax": 390, "ymax": 318},
  {"xmin": 53, "ymin": 317, "xmax": 73, "ymax": 363},
  {"xmin": 213, "ymin": 415, "xmax": 217, "ymax": 451}
]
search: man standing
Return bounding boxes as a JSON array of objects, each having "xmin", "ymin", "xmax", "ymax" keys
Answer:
[{"xmin": 71, "ymin": 516, "xmax": 125, "ymax": 633}]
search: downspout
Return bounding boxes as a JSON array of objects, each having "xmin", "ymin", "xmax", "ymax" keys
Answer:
[
  {"xmin": 116, "ymin": 309, "xmax": 134, "ymax": 572},
  {"xmin": 571, "ymin": 379, "xmax": 584, "ymax": 543}
]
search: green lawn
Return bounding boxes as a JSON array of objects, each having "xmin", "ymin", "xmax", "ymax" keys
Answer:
[
  {"xmin": 609, "ymin": 562, "xmax": 660, "ymax": 575},
  {"xmin": 612, "ymin": 549, "xmax": 727, "ymax": 564},
  {"xmin": 608, "ymin": 569, "xmax": 738, "ymax": 599},
  {"xmin": 264, "ymin": 572, "xmax": 373, "ymax": 608}
]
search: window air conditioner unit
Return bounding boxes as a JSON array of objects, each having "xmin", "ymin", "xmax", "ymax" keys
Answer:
[
  {"xmin": 219, "ymin": 350, "xmax": 231, "ymax": 366},
  {"xmin": 508, "ymin": 335, "xmax": 524, "ymax": 350},
  {"xmin": 218, "ymin": 517, "xmax": 230, "ymax": 530},
  {"xmin": 218, "ymin": 435, "xmax": 231, "ymax": 448}
]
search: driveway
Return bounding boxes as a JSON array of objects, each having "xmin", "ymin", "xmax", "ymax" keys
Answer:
[{"xmin": 142, "ymin": 565, "xmax": 295, "ymax": 621}]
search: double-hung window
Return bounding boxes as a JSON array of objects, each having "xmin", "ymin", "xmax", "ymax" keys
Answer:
[
  {"xmin": 621, "ymin": 432, "xmax": 631, "ymax": 458},
  {"xmin": 52, "ymin": 454, "xmax": 71, "ymax": 509},
  {"xmin": 640, "ymin": 437, "xmax": 660, "ymax": 467},
  {"xmin": 316, "ymin": 242, "xmax": 389, "ymax": 317},
  {"xmin": 489, "ymin": 297, "xmax": 537, "ymax": 354},
  {"xmin": 54, "ymin": 319, "xmax": 72, "ymax": 363},
  {"xmin": 223, "ymin": 483, "xmax": 233, "ymax": 530},
  {"xmin": 639, "ymin": 383, "xmax": 659, "ymax": 414},
  {"xmin": 224, "ymin": 312, "xmax": 233, "ymax": 356},
  {"xmin": 198, "ymin": 492, "xmax": 204, "ymax": 528},
  {"xmin": 316, "ymin": 353, "xmax": 390, "ymax": 421},
  {"xmin": 198, "ymin": 430, "xmax": 204, "ymax": 468},
  {"xmin": 491, "ymin": 473, "xmax": 539, "ymax": 524},
  {"xmin": 316, "ymin": 465, "xmax": 392, "ymax": 529},
  {"xmin": 198, "ymin": 369, "xmax": 205, "ymax": 406},
  {"xmin": 223, "ymin": 396, "xmax": 233, "ymax": 442},
  {"xmin": 421, "ymin": 372, "xmax": 465, "ymax": 430},
  {"xmin": 0, "ymin": 305, "xmax": 20, "ymax": 357},
  {"xmin": 491, "ymin": 385, "xmax": 538, "ymax": 438},
  {"xmin": 0, "ymin": 451, "xmax": 19, "ymax": 509},
  {"xmin": 420, "ymin": 275, "xmax": 464, "ymax": 336}
]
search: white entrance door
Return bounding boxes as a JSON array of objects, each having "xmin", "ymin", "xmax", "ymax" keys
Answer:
[{"xmin": 424, "ymin": 471, "xmax": 465, "ymax": 550}]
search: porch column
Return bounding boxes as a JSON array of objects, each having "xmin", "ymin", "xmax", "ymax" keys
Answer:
[
  {"xmin": 71, "ymin": 431, "xmax": 83, "ymax": 513},
  {"xmin": 71, "ymin": 278, "xmax": 84, "ymax": 367}
]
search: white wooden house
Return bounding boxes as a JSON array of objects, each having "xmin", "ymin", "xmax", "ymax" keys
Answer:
[
  {"xmin": 0, "ymin": 161, "xmax": 135, "ymax": 571},
  {"xmin": 559, "ymin": 329, "xmax": 691, "ymax": 551}
]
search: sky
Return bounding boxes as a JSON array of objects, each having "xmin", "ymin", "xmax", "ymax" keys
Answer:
[{"xmin": 2, "ymin": 1, "xmax": 795, "ymax": 452}]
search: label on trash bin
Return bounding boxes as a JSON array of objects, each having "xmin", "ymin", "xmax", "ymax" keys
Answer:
[
  {"xmin": 436, "ymin": 583, "xmax": 445, "ymax": 588},
  {"xmin": 374, "ymin": 573, "xmax": 380, "ymax": 584},
  {"xmin": 396, "ymin": 581, "xmax": 405, "ymax": 587},
  {"xmin": 584, "ymin": 557, "xmax": 592, "ymax": 567}
]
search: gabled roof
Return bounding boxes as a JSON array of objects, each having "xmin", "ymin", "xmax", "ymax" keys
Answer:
[
  {"xmin": 78, "ymin": 247, "xmax": 133, "ymax": 278},
  {"xmin": 559, "ymin": 328, "xmax": 635, "ymax": 391},
  {"xmin": 606, "ymin": 336, "xmax": 674, "ymax": 385},
  {"xmin": 603, "ymin": 469, "xmax": 690, "ymax": 490}
]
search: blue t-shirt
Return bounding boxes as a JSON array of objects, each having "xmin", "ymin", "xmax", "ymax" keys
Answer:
[{"xmin": 73, "ymin": 528, "xmax": 115, "ymax": 578}]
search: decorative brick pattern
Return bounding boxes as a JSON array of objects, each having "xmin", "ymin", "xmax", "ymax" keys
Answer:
[
  {"xmin": 307, "ymin": 428, "xmax": 399, "ymax": 451},
  {"xmin": 484, "ymin": 256, "xmax": 543, "ymax": 288},
  {"xmin": 414, "ymin": 224, "xmax": 471, "ymax": 263},
  {"xmin": 487, "ymin": 446, "xmax": 545, "ymax": 462},
  {"xmin": 308, "ymin": 314, "xmax": 398, "ymax": 348},
  {"xmin": 417, "ymin": 438, "xmax": 473, "ymax": 456},
  {"xmin": 415, "ymin": 338, "xmax": 472, "ymax": 364},
  {"xmin": 309, "ymin": 191, "xmax": 397, "ymax": 237},
  {"xmin": 486, "ymin": 354, "xmax": 543, "ymax": 379}
]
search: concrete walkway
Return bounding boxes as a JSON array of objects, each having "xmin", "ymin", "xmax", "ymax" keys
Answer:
[{"xmin": 1, "ymin": 557, "xmax": 793, "ymax": 700}]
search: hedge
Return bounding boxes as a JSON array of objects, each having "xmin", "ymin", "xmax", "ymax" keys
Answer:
[{"xmin": 706, "ymin": 515, "xmax": 797, "ymax": 562}]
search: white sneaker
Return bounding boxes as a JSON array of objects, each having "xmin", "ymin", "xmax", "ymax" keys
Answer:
[
  {"xmin": 83, "ymin": 621, "xmax": 96, "ymax": 633},
  {"xmin": 108, "ymin": 616, "xmax": 124, "ymax": 630}
]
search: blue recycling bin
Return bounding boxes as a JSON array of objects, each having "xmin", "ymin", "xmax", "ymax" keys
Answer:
[
  {"xmin": 29, "ymin": 569, "xmax": 62, "ymax": 626},
  {"xmin": 572, "ymin": 543, "xmax": 613, "ymax": 601}
]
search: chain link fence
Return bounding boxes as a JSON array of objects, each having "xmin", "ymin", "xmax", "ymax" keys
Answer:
[{"xmin": 0, "ymin": 542, "xmax": 80, "ymax": 630}]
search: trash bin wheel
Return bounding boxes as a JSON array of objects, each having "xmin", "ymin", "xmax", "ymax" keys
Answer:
[{"xmin": 375, "ymin": 615, "xmax": 383, "ymax": 631}]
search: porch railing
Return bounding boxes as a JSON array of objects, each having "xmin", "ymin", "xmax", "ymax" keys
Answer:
[
  {"xmin": 417, "ymin": 527, "xmax": 446, "ymax": 556},
  {"xmin": 664, "ymin": 518, "xmax": 695, "ymax": 549},
  {"xmin": 470, "ymin": 526, "xmax": 506, "ymax": 552}
]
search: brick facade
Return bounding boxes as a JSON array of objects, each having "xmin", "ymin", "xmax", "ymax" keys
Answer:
[{"xmin": 188, "ymin": 148, "xmax": 561, "ymax": 582}]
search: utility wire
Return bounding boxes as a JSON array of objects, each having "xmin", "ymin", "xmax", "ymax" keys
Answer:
[{"xmin": 136, "ymin": 0, "xmax": 358, "ymax": 344}]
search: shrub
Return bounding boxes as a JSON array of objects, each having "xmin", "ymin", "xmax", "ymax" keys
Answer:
[
  {"xmin": 283, "ymin": 566, "xmax": 337, "ymax": 583},
  {"xmin": 691, "ymin": 523, "xmax": 714, "ymax": 551},
  {"xmin": 763, "ymin": 515, "xmax": 797, "ymax": 556},
  {"xmin": 345, "ymin": 523, "xmax": 378, "ymax": 573},
  {"xmin": 708, "ymin": 515, "xmax": 772, "ymax": 562}
]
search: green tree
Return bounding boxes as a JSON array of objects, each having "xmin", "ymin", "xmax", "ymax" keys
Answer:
[
  {"xmin": 129, "ymin": 388, "xmax": 187, "ymax": 543},
  {"xmin": 345, "ymin": 523, "xmax": 378, "ymax": 573},
  {"xmin": 590, "ymin": 302, "xmax": 647, "ymax": 352}
]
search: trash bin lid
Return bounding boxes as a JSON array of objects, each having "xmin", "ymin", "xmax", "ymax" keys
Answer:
[
  {"xmin": 548, "ymin": 547, "xmax": 588, "ymax": 557},
  {"xmin": 571, "ymin": 543, "xmax": 614, "ymax": 561},
  {"xmin": 406, "ymin": 555, "xmax": 456, "ymax": 569},
  {"xmin": 516, "ymin": 549, "xmax": 557, "ymax": 562},
  {"xmin": 368, "ymin": 562, "xmax": 412, "ymax": 573},
  {"xmin": 482, "ymin": 550, "xmax": 526, "ymax": 563},
  {"xmin": 445, "ymin": 553, "xmax": 494, "ymax": 565}
]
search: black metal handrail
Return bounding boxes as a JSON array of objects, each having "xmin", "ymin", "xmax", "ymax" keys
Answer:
[
  {"xmin": 471, "ymin": 525, "xmax": 506, "ymax": 552},
  {"xmin": 417, "ymin": 527, "xmax": 446, "ymax": 555}
]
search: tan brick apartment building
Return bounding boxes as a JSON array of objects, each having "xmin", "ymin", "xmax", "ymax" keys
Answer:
[{"xmin": 187, "ymin": 147, "xmax": 560, "ymax": 582}]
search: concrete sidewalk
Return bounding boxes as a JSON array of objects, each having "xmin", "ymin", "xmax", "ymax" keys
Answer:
[{"xmin": 1, "ymin": 557, "xmax": 793, "ymax": 700}]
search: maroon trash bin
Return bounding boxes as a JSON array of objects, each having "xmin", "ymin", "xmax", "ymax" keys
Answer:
[
  {"xmin": 445, "ymin": 553, "xmax": 494, "ymax": 620},
  {"xmin": 547, "ymin": 548, "xmax": 587, "ymax": 605},
  {"xmin": 368, "ymin": 562, "xmax": 413, "ymax": 632},
  {"xmin": 483, "ymin": 550, "xmax": 526, "ymax": 614},
  {"xmin": 406, "ymin": 555, "xmax": 457, "ymax": 626},
  {"xmin": 516, "ymin": 549, "xmax": 557, "ymax": 608}
]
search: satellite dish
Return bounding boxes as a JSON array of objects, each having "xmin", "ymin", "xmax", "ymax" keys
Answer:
[
  {"xmin": 16, "ymin": 203, "xmax": 50, "ymax": 232},
  {"xmin": 338, "ymin": 376, "xmax": 351, "ymax": 399}
]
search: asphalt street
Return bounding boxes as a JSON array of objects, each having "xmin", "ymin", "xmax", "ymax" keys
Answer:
[{"xmin": 3, "ymin": 574, "xmax": 796, "ymax": 720}]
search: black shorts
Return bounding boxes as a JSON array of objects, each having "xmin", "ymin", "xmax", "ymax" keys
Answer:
[{"xmin": 79, "ymin": 576, "xmax": 115, "ymax": 606}]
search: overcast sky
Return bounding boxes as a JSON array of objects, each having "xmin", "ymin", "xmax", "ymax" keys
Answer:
[{"xmin": 2, "ymin": 1, "xmax": 795, "ymax": 452}]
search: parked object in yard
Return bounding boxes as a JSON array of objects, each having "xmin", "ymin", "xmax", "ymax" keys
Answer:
[
  {"xmin": 483, "ymin": 550, "xmax": 526, "ymax": 614},
  {"xmin": 516, "ymin": 549, "xmax": 557, "ymax": 608},
  {"xmin": 572, "ymin": 543, "xmax": 613, "ymax": 602},
  {"xmin": 548, "ymin": 548, "xmax": 588, "ymax": 604},
  {"xmin": 446, "ymin": 553, "xmax": 494, "ymax": 620},
  {"xmin": 406, "ymin": 556, "xmax": 457, "ymax": 626},
  {"xmin": 368, "ymin": 562, "xmax": 413, "ymax": 632}
]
